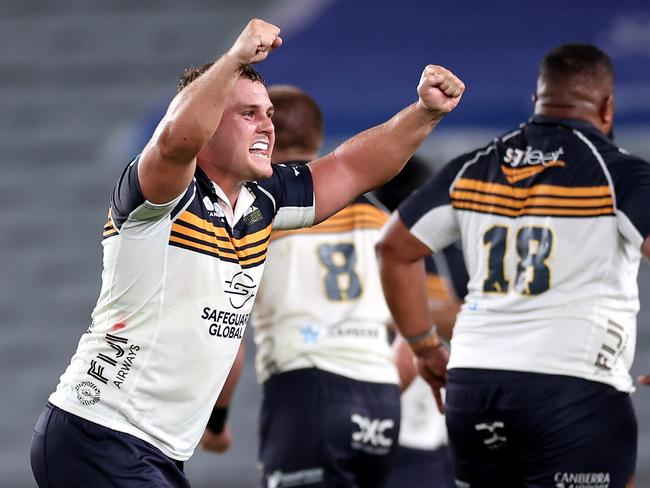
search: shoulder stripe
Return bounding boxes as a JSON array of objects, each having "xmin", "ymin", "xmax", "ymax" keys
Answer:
[
  {"xmin": 453, "ymin": 201, "xmax": 614, "ymax": 218},
  {"xmin": 169, "ymin": 235, "xmax": 239, "ymax": 263},
  {"xmin": 269, "ymin": 202, "xmax": 387, "ymax": 243},
  {"xmin": 170, "ymin": 227, "xmax": 237, "ymax": 255},
  {"xmin": 270, "ymin": 222, "xmax": 383, "ymax": 242},
  {"xmin": 103, "ymin": 208, "xmax": 119, "ymax": 239},
  {"xmin": 231, "ymin": 225, "xmax": 272, "ymax": 249},
  {"xmin": 452, "ymin": 190, "xmax": 613, "ymax": 208},
  {"xmin": 170, "ymin": 210, "xmax": 271, "ymax": 265},
  {"xmin": 177, "ymin": 211, "xmax": 230, "ymax": 239},
  {"xmin": 455, "ymin": 178, "xmax": 612, "ymax": 198}
]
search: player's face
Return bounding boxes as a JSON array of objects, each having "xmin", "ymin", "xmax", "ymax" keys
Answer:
[{"xmin": 206, "ymin": 78, "xmax": 275, "ymax": 182}]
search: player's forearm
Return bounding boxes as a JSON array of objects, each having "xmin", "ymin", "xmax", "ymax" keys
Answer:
[
  {"xmin": 378, "ymin": 246, "xmax": 433, "ymax": 340},
  {"xmin": 332, "ymin": 103, "xmax": 442, "ymax": 194},
  {"xmin": 153, "ymin": 53, "xmax": 243, "ymax": 164},
  {"xmin": 642, "ymin": 235, "xmax": 650, "ymax": 260}
]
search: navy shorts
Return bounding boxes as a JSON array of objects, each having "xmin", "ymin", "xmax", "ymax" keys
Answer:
[
  {"xmin": 383, "ymin": 445, "xmax": 455, "ymax": 488},
  {"xmin": 445, "ymin": 369, "xmax": 637, "ymax": 488},
  {"xmin": 30, "ymin": 403, "xmax": 190, "ymax": 488},
  {"xmin": 259, "ymin": 368, "xmax": 401, "ymax": 488}
]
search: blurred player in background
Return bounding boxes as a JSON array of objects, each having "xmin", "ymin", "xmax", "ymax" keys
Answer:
[
  {"xmin": 252, "ymin": 85, "xmax": 400, "ymax": 488},
  {"xmin": 30, "ymin": 18, "xmax": 464, "ymax": 488},
  {"xmin": 378, "ymin": 43, "xmax": 650, "ymax": 488},
  {"xmin": 376, "ymin": 159, "xmax": 467, "ymax": 488}
]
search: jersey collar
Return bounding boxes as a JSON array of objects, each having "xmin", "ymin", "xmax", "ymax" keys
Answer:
[
  {"xmin": 194, "ymin": 166, "xmax": 257, "ymax": 228},
  {"xmin": 529, "ymin": 115, "xmax": 600, "ymax": 134}
]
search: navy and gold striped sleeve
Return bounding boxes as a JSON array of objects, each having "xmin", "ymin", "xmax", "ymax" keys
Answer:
[
  {"xmin": 398, "ymin": 153, "xmax": 470, "ymax": 252},
  {"xmin": 608, "ymin": 154, "xmax": 650, "ymax": 247},
  {"xmin": 257, "ymin": 163, "xmax": 315, "ymax": 230},
  {"xmin": 109, "ymin": 156, "xmax": 195, "ymax": 233}
]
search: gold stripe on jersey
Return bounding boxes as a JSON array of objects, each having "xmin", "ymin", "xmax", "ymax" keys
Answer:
[
  {"xmin": 171, "ymin": 223, "xmax": 237, "ymax": 256},
  {"xmin": 103, "ymin": 208, "xmax": 118, "ymax": 238},
  {"xmin": 455, "ymin": 178, "xmax": 612, "ymax": 198},
  {"xmin": 176, "ymin": 211, "xmax": 232, "ymax": 240},
  {"xmin": 103, "ymin": 221, "xmax": 118, "ymax": 238},
  {"xmin": 270, "ymin": 203, "xmax": 387, "ymax": 243},
  {"xmin": 451, "ymin": 178, "xmax": 614, "ymax": 218},
  {"xmin": 170, "ymin": 211, "xmax": 271, "ymax": 267},
  {"xmin": 452, "ymin": 191, "xmax": 614, "ymax": 208}
]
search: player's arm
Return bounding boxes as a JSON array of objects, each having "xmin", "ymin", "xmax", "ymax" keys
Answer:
[
  {"xmin": 308, "ymin": 66, "xmax": 464, "ymax": 224},
  {"xmin": 201, "ymin": 342, "xmax": 246, "ymax": 453},
  {"xmin": 138, "ymin": 19, "xmax": 282, "ymax": 204},
  {"xmin": 642, "ymin": 235, "xmax": 650, "ymax": 261},
  {"xmin": 393, "ymin": 268, "xmax": 461, "ymax": 391},
  {"xmin": 377, "ymin": 214, "xmax": 449, "ymax": 411},
  {"xmin": 392, "ymin": 335, "xmax": 417, "ymax": 391}
]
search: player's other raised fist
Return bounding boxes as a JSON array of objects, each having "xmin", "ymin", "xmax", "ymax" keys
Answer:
[
  {"xmin": 229, "ymin": 18, "xmax": 282, "ymax": 66},
  {"xmin": 417, "ymin": 65, "xmax": 464, "ymax": 117}
]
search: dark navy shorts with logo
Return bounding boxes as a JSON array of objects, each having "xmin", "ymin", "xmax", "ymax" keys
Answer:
[
  {"xmin": 259, "ymin": 368, "xmax": 401, "ymax": 488},
  {"xmin": 383, "ymin": 444, "xmax": 455, "ymax": 488},
  {"xmin": 445, "ymin": 369, "xmax": 637, "ymax": 488},
  {"xmin": 30, "ymin": 403, "xmax": 190, "ymax": 488}
]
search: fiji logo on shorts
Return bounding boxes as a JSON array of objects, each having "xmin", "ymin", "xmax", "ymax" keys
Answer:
[{"xmin": 74, "ymin": 381, "xmax": 100, "ymax": 406}]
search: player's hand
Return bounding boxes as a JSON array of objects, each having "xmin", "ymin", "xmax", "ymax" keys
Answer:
[
  {"xmin": 415, "ymin": 343, "xmax": 450, "ymax": 413},
  {"xmin": 638, "ymin": 374, "xmax": 650, "ymax": 386},
  {"xmin": 416, "ymin": 65, "xmax": 464, "ymax": 117},
  {"xmin": 228, "ymin": 18, "xmax": 282, "ymax": 65},
  {"xmin": 200, "ymin": 424, "xmax": 232, "ymax": 453}
]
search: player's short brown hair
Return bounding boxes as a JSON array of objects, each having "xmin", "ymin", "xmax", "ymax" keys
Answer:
[
  {"xmin": 176, "ymin": 63, "xmax": 265, "ymax": 93},
  {"xmin": 268, "ymin": 85, "xmax": 323, "ymax": 155}
]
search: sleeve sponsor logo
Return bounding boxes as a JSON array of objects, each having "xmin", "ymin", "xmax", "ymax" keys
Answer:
[{"xmin": 244, "ymin": 206, "xmax": 264, "ymax": 225}]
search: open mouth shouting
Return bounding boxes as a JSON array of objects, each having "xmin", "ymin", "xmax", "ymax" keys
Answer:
[{"xmin": 250, "ymin": 140, "xmax": 270, "ymax": 159}]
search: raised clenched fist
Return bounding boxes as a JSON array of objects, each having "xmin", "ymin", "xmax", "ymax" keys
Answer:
[
  {"xmin": 417, "ymin": 65, "xmax": 465, "ymax": 117},
  {"xmin": 229, "ymin": 18, "xmax": 283, "ymax": 66}
]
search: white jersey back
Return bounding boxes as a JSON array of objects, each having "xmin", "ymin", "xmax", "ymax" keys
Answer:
[
  {"xmin": 399, "ymin": 116, "xmax": 650, "ymax": 392},
  {"xmin": 252, "ymin": 195, "xmax": 398, "ymax": 385}
]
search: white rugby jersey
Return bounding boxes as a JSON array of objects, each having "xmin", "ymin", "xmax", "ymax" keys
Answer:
[
  {"xmin": 399, "ymin": 116, "xmax": 650, "ymax": 392},
  {"xmin": 49, "ymin": 159, "xmax": 314, "ymax": 460},
  {"xmin": 252, "ymin": 194, "xmax": 398, "ymax": 385}
]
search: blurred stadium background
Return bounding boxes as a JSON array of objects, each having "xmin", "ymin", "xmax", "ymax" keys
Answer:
[{"xmin": 1, "ymin": 0, "xmax": 649, "ymax": 486}]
